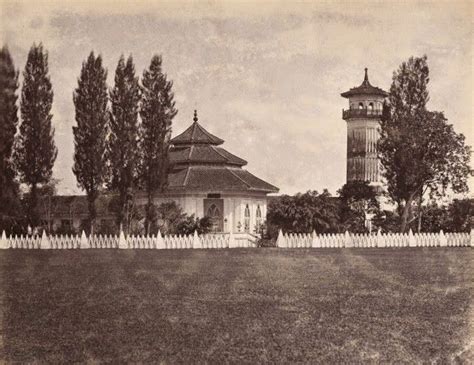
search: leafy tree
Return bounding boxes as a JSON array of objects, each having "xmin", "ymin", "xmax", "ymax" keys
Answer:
[
  {"xmin": 72, "ymin": 52, "xmax": 108, "ymax": 234},
  {"xmin": 0, "ymin": 46, "xmax": 21, "ymax": 232},
  {"xmin": 372, "ymin": 209, "xmax": 400, "ymax": 233},
  {"xmin": 35, "ymin": 178, "xmax": 58, "ymax": 233},
  {"xmin": 414, "ymin": 202, "xmax": 448, "ymax": 233},
  {"xmin": 267, "ymin": 190, "xmax": 340, "ymax": 234},
  {"xmin": 379, "ymin": 55, "xmax": 471, "ymax": 232},
  {"xmin": 338, "ymin": 181, "xmax": 379, "ymax": 233},
  {"xmin": 14, "ymin": 43, "xmax": 57, "ymax": 227},
  {"xmin": 445, "ymin": 198, "xmax": 472, "ymax": 232},
  {"xmin": 153, "ymin": 201, "xmax": 211, "ymax": 235},
  {"xmin": 107, "ymin": 55, "xmax": 141, "ymax": 233},
  {"xmin": 416, "ymin": 198, "xmax": 472, "ymax": 233},
  {"xmin": 175, "ymin": 215, "xmax": 212, "ymax": 236},
  {"xmin": 139, "ymin": 55, "xmax": 177, "ymax": 234}
]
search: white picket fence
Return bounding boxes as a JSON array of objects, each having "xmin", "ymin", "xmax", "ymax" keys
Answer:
[
  {"xmin": 0, "ymin": 230, "xmax": 257, "ymax": 250},
  {"xmin": 276, "ymin": 229, "xmax": 473, "ymax": 248}
]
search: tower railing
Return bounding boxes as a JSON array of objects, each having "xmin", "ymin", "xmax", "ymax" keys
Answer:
[{"xmin": 342, "ymin": 108, "xmax": 383, "ymax": 119}]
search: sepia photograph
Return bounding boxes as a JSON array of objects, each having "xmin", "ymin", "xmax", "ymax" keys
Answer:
[{"xmin": 0, "ymin": 0, "xmax": 472, "ymax": 363}]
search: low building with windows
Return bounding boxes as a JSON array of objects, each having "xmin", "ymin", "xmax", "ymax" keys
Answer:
[
  {"xmin": 38, "ymin": 194, "xmax": 116, "ymax": 234},
  {"xmin": 39, "ymin": 111, "xmax": 279, "ymax": 235}
]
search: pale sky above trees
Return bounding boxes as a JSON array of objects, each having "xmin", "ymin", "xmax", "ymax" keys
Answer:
[{"xmin": 1, "ymin": 1, "xmax": 472, "ymax": 195}]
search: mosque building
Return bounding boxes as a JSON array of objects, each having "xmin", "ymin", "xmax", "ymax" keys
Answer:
[{"xmin": 139, "ymin": 110, "xmax": 279, "ymax": 233}]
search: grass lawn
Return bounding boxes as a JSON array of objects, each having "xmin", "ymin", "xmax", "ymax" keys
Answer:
[{"xmin": 0, "ymin": 248, "xmax": 472, "ymax": 363}]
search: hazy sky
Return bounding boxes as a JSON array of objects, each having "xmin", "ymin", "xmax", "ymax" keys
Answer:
[{"xmin": 1, "ymin": 1, "xmax": 472, "ymax": 196}]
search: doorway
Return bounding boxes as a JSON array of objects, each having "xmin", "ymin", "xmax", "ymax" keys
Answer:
[{"xmin": 204, "ymin": 198, "xmax": 224, "ymax": 232}]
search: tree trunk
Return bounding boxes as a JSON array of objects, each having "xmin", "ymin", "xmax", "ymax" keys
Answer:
[
  {"xmin": 116, "ymin": 190, "xmax": 126, "ymax": 235},
  {"xmin": 145, "ymin": 189, "xmax": 154, "ymax": 236},
  {"xmin": 417, "ymin": 189, "xmax": 423, "ymax": 233},
  {"xmin": 87, "ymin": 193, "xmax": 97, "ymax": 235},
  {"xmin": 400, "ymin": 196, "xmax": 414, "ymax": 233},
  {"xmin": 30, "ymin": 183, "xmax": 39, "ymax": 229}
]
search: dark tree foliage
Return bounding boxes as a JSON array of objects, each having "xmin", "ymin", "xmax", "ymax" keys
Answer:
[
  {"xmin": 446, "ymin": 198, "xmax": 473, "ymax": 232},
  {"xmin": 372, "ymin": 210, "xmax": 400, "ymax": 234},
  {"xmin": 154, "ymin": 201, "xmax": 211, "ymax": 235},
  {"xmin": 338, "ymin": 181, "xmax": 379, "ymax": 233},
  {"xmin": 14, "ymin": 43, "xmax": 57, "ymax": 227},
  {"xmin": 107, "ymin": 55, "xmax": 141, "ymax": 233},
  {"xmin": 267, "ymin": 190, "xmax": 340, "ymax": 234},
  {"xmin": 415, "ymin": 199, "xmax": 472, "ymax": 233},
  {"xmin": 379, "ymin": 55, "xmax": 471, "ymax": 232},
  {"xmin": 372, "ymin": 198, "xmax": 472, "ymax": 233},
  {"xmin": 0, "ymin": 46, "xmax": 18, "ymax": 192},
  {"xmin": 72, "ymin": 52, "xmax": 108, "ymax": 233},
  {"xmin": 139, "ymin": 55, "xmax": 177, "ymax": 234},
  {"xmin": 0, "ymin": 46, "xmax": 22, "ymax": 232}
]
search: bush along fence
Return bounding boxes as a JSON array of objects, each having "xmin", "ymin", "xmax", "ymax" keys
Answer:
[
  {"xmin": 0, "ymin": 230, "xmax": 258, "ymax": 250},
  {"xmin": 276, "ymin": 229, "xmax": 473, "ymax": 248}
]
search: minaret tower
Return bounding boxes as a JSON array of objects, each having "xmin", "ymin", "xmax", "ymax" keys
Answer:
[{"xmin": 341, "ymin": 68, "xmax": 388, "ymax": 186}]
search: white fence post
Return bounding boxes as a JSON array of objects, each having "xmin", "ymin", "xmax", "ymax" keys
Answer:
[
  {"xmin": 193, "ymin": 230, "xmax": 201, "ymax": 249},
  {"xmin": 311, "ymin": 230, "xmax": 317, "ymax": 248},
  {"xmin": 156, "ymin": 230, "xmax": 165, "ymax": 249},
  {"xmin": 118, "ymin": 229, "xmax": 127, "ymax": 249},
  {"xmin": 276, "ymin": 229, "xmax": 284, "ymax": 248},
  {"xmin": 377, "ymin": 229, "xmax": 386, "ymax": 248},
  {"xmin": 0, "ymin": 230, "xmax": 7, "ymax": 249},
  {"xmin": 40, "ymin": 230, "xmax": 49, "ymax": 249},
  {"xmin": 80, "ymin": 231, "xmax": 88, "ymax": 249},
  {"xmin": 439, "ymin": 230, "xmax": 447, "ymax": 247},
  {"xmin": 408, "ymin": 229, "xmax": 416, "ymax": 247},
  {"xmin": 344, "ymin": 231, "xmax": 351, "ymax": 248},
  {"xmin": 228, "ymin": 231, "xmax": 236, "ymax": 248}
]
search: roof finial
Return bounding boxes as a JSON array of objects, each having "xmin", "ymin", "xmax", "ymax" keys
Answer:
[
  {"xmin": 193, "ymin": 109, "xmax": 198, "ymax": 122},
  {"xmin": 364, "ymin": 68, "xmax": 368, "ymax": 83}
]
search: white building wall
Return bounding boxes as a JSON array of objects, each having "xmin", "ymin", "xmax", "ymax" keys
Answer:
[{"xmin": 145, "ymin": 192, "xmax": 269, "ymax": 234}]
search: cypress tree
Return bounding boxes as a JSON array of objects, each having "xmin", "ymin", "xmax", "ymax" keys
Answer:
[
  {"xmin": 139, "ymin": 55, "xmax": 177, "ymax": 234},
  {"xmin": 108, "ymin": 55, "xmax": 141, "ymax": 233},
  {"xmin": 14, "ymin": 43, "xmax": 57, "ymax": 227},
  {"xmin": 72, "ymin": 52, "xmax": 108, "ymax": 234},
  {"xmin": 0, "ymin": 46, "xmax": 20, "ymax": 230}
]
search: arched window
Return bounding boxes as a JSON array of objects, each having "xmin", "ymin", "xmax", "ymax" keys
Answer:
[
  {"xmin": 358, "ymin": 102, "xmax": 364, "ymax": 109},
  {"xmin": 244, "ymin": 204, "xmax": 250, "ymax": 232},
  {"xmin": 256, "ymin": 205, "xmax": 262, "ymax": 232},
  {"xmin": 207, "ymin": 204, "xmax": 221, "ymax": 232},
  {"xmin": 368, "ymin": 102, "xmax": 374, "ymax": 110}
]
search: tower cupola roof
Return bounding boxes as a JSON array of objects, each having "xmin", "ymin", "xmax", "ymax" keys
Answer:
[
  {"xmin": 171, "ymin": 110, "xmax": 224, "ymax": 146},
  {"xmin": 341, "ymin": 68, "xmax": 388, "ymax": 98}
]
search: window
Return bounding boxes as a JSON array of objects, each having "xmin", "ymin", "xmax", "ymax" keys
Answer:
[
  {"xmin": 358, "ymin": 102, "xmax": 364, "ymax": 109},
  {"xmin": 244, "ymin": 204, "xmax": 250, "ymax": 232},
  {"xmin": 368, "ymin": 102, "xmax": 374, "ymax": 110},
  {"xmin": 256, "ymin": 205, "xmax": 262, "ymax": 233}
]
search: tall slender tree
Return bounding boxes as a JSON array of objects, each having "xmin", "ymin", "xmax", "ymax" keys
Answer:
[
  {"xmin": 108, "ymin": 55, "xmax": 141, "ymax": 233},
  {"xmin": 72, "ymin": 52, "xmax": 108, "ymax": 234},
  {"xmin": 379, "ymin": 56, "xmax": 471, "ymax": 232},
  {"xmin": 139, "ymin": 55, "xmax": 177, "ymax": 234},
  {"xmin": 14, "ymin": 43, "xmax": 57, "ymax": 227},
  {"xmin": 0, "ymin": 46, "xmax": 21, "ymax": 230}
]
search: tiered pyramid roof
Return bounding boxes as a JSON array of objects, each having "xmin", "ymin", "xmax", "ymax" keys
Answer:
[{"xmin": 167, "ymin": 111, "xmax": 278, "ymax": 194}]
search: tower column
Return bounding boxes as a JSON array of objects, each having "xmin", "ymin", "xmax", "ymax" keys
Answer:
[{"xmin": 341, "ymin": 68, "xmax": 388, "ymax": 185}]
